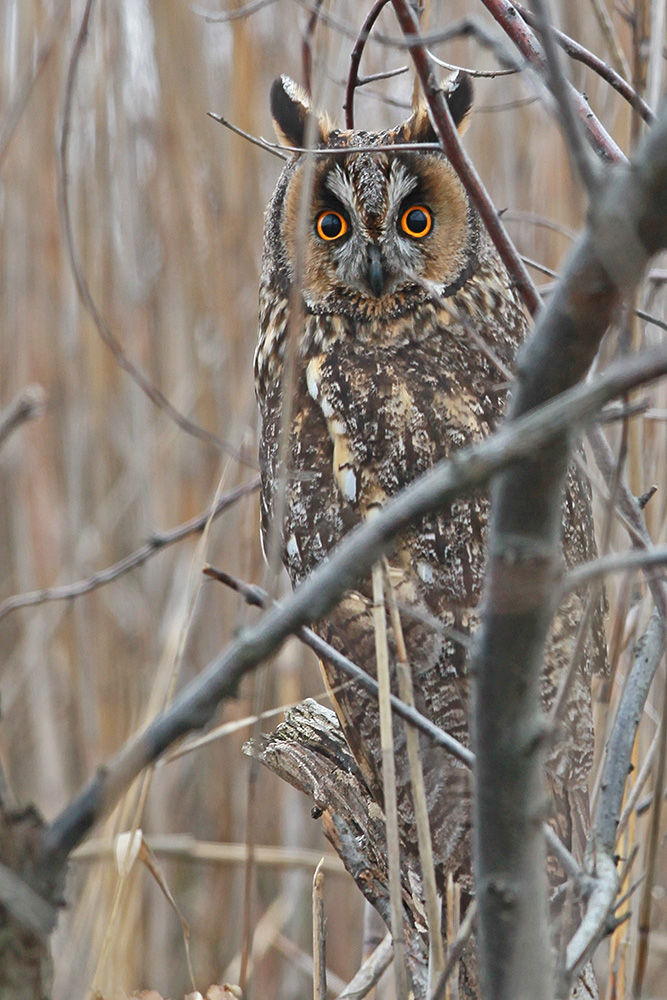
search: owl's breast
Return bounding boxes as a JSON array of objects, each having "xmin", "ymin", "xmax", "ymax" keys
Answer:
[
  {"xmin": 307, "ymin": 332, "xmax": 502, "ymax": 500},
  {"xmin": 259, "ymin": 325, "xmax": 502, "ymax": 633}
]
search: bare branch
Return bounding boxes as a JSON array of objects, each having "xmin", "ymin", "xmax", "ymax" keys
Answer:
[
  {"xmin": 38, "ymin": 342, "xmax": 667, "ymax": 867},
  {"xmin": 208, "ymin": 113, "xmax": 457, "ymax": 157},
  {"xmin": 345, "ymin": 0, "xmax": 391, "ymax": 129},
  {"xmin": 563, "ymin": 544, "xmax": 667, "ymax": 594},
  {"xmin": 389, "ymin": 0, "xmax": 541, "ymax": 315},
  {"xmin": 586, "ymin": 0, "xmax": 632, "ymax": 80},
  {"xmin": 428, "ymin": 52, "xmax": 519, "ymax": 77},
  {"xmin": 526, "ymin": 0, "xmax": 599, "ymax": 192},
  {"xmin": 595, "ymin": 613, "xmax": 665, "ymax": 858},
  {"xmin": 617, "ymin": 729, "xmax": 660, "ymax": 838},
  {"xmin": 203, "ymin": 566, "xmax": 473, "ymax": 763},
  {"xmin": 515, "ymin": 3, "xmax": 653, "ymax": 123},
  {"xmin": 565, "ymin": 852, "xmax": 620, "ymax": 980},
  {"xmin": 203, "ymin": 567, "xmax": 581, "ymax": 885},
  {"xmin": 207, "ymin": 112, "xmax": 288, "ymax": 159},
  {"xmin": 479, "ymin": 0, "xmax": 626, "ymax": 163},
  {"xmin": 0, "ymin": 862, "xmax": 57, "ymax": 938},
  {"xmin": 588, "ymin": 426, "xmax": 667, "ymax": 621},
  {"xmin": 566, "ymin": 613, "xmax": 666, "ymax": 980},
  {"xmin": 302, "ymin": 0, "xmax": 325, "ymax": 96},
  {"xmin": 193, "ymin": 0, "xmax": 282, "ymax": 23},
  {"xmin": 467, "ymin": 85, "xmax": 667, "ymax": 1000}
]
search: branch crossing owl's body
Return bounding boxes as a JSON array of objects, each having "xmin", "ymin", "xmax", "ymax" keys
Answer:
[{"xmin": 255, "ymin": 74, "xmax": 605, "ymax": 981}]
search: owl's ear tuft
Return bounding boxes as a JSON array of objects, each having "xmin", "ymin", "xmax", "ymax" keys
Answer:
[
  {"xmin": 270, "ymin": 76, "xmax": 329, "ymax": 150},
  {"xmin": 401, "ymin": 71, "xmax": 474, "ymax": 144},
  {"xmin": 444, "ymin": 70, "xmax": 474, "ymax": 134}
]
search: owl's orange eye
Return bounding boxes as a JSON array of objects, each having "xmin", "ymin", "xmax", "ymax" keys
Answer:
[
  {"xmin": 316, "ymin": 211, "xmax": 348, "ymax": 241},
  {"xmin": 400, "ymin": 205, "xmax": 432, "ymax": 238}
]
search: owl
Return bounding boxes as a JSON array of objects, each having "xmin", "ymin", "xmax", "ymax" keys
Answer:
[{"xmin": 255, "ymin": 73, "xmax": 606, "ymax": 993}]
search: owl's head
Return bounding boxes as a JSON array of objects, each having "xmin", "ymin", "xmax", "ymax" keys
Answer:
[{"xmin": 264, "ymin": 72, "xmax": 481, "ymax": 320}]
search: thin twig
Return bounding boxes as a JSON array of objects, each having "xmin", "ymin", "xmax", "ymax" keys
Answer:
[
  {"xmin": 515, "ymin": 2, "xmax": 653, "ymax": 122},
  {"xmin": 503, "ymin": 208, "xmax": 577, "ymax": 240},
  {"xmin": 358, "ymin": 65, "xmax": 409, "ymax": 85},
  {"xmin": 59, "ymin": 0, "xmax": 243, "ymax": 458},
  {"xmin": 345, "ymin": 0, "xmax": 391, "ymax": 128},
  {"xmin": 614, "ymin": 873, "xmax": 645, "ymax": 914},
  {"xmin": 588, "ymin": 427, "xmax": 667, "ymax": 621},
  {"xmin": 587, "ymin": 0, "xmax": 632, "ymax": 80},
  {"xmin": 479, "ymin": 0, "xmax": 626, "ymax": 163},
  {"xmin": 207, "ymin": 112, "xmax": 288, "ymax": 159},
  {"xmin": 210, "ymin": 111, "xmax": 474, "ymax": 155},
  {"xmin": 596, "ymin": 613, "xmax": 665, "ymax": 856},
  {"xmin": 527, "ymin": 0, "xmax": 599, "ymax": 192},
  {"xmin": 428, "ymin": 51, "xmax": 518, "ymax": 77},
  {"xmin": 193, "ymin": 0, "xmax": 282, "ymax": 22},
  {"xmin": 0, "ymin": 479, "xmax": 260, "ymax": 625},
  {"xmin": 302, "ymin": 0, "xmax": 325, "ymax": 96},
  {"xmin": 203, "ymin": 566, "xmax": 473, "ymax": 763},
  {"xmin": 389, "ymin": 0, "xmax": 541, "ymax": 315},
  {"xmin": 636, "ymin": 306, "xmax": 667, "ymax": 334},
  {"xmin": 563, "ymin": 545, "xmax": 667, "ymax": 594}
]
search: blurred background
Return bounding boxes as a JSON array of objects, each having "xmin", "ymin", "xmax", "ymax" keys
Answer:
[{"xmin": 0, "ymin": 1, "xmax": 666, "ymax": 997}]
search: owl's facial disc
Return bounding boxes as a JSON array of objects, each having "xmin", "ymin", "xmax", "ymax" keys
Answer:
[{"xmin": 283, "ymin": 151, "xmax": 476, "ymax": 313}]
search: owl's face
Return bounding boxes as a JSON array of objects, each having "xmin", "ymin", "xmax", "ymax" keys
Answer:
[{"xmin": 267, "ymin": 74, "xmax": 480, "ymax": 320}]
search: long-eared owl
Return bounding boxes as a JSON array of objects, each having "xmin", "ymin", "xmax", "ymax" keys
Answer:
[{"xmin": 254, "ymin": 72, "xmax": 606, "ymax": 972}]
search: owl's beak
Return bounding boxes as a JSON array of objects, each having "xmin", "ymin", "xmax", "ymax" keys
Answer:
[{"xmin": 366, "ymin": 245, "xmax": 385, "ymax": 297}]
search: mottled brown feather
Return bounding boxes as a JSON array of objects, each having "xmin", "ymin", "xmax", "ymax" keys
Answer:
[{"xmin": 256, "ymin": 76, "xmax": 607, "ymax": 995}]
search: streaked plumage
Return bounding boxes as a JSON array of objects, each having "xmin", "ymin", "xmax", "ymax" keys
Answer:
[{"xmin": 255, "ymin": 73, "xmax": 606, "ymax": 994}]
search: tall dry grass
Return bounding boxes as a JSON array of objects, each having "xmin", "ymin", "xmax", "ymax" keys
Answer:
[{"xmin": 0, "ymin": 1, "xmax": 666, "ymax": 998}]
